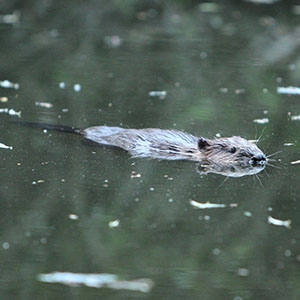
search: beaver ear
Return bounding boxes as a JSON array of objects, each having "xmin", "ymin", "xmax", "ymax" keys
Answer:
[{"xmin": 198, "ymin": 137, "xmax": 210, "ymax": 149}]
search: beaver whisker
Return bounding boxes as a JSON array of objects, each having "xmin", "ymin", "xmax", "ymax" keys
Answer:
[
  {"xmin": 264, "ymin": 161, "xmax": 280, "ymax": 169},
  {"xmin": 254, "ymin": 173, "xmax": 264, "ymax": 188},
  {"xmin": 267, "ymin": 151, "xmax": 282, "ymax": 158}
]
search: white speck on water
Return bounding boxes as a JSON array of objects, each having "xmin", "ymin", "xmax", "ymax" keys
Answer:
[
  {"xmin": 37, "ymin": 271, "xmax": 154, "ymax": 293},
  {"xmin": 73, "ymin": 84, "xmax": 81, "ymax": 92},
  {"xmin": 131, "ymin": 171, "xmax": 141, "ymax": 178},
  {"xmin": 253, "ymin": 118, "xmax": 269, "ymax": 124},
  {"xmin": 40, "ymin": 237, "xmax": 47, "ymax": 244},
  {"xmin": 69, "ymin": 214, "xmax": 79, "ymax": 220},
  {"xmin": 0, "ymin": 108, "xmax": 21, "ymax": 117},
  {"xmin": 8, "ymin": 108, "xmax": 21, "ymax": 117},
  {"xmin": 0, "ymin": 142, "xmax": 12, "ymax": 150},
  {"xmin": 220, "ymin": 87, "xmax": 228, "ymax": 93},
  {"xmin": 190, "ymin": 200, "xmax": 226, "ymax": 209},
  {"xmin": 0, "ymin": 11, "xmax": 20, "ymax": 24},
  {"xmin": 284, "ymin": 249, "xmax": 292, "ymax": 257},
  {"xmin": 109, "ymin": 219, "xmax": 120, "ymax": 228},
  {"xmin": 0, "ymin": 79, "xmax": 19, "ymax": 89},
  {"xmin": 104, "ymin": 35, "xmax": 123, "ymax": 48},
  {"xmin": 200, "ymin": 51, "xmax": 208, "ymax": 59},
  {"xmin": 150, "ymin": 187, "xmax": 155, "ymax": 191},
  {"xmin": 0, "ymin": 97, "xmax": 8, "ymax": 102},
  {"xmin": 277, "ymin": 86, "xmax": 300, "ymax": 95},
  {"xmin": 291, "ymin": 115, "xmax": 300, "ymax": 121},
  {"xmin": 35, "ymin": 101, "xmax": 53, "ymax": 108},
  {"xmin": 2, "ymin": 242, "xmax": 9, "ymax": 249},
  {"xmin": 237, "ymin": 268, "xmax": 249, "ymax": 277},
  {"xmin": 268, "ymin": 215, "xmax": 291, "ymax": 229},
  {"xmin": 212, "ymin": 248, "xmax": 221, "ymax": 255},
  {"xmin": 148, "ymin": 90, "xmax": 167, "ymax": 99},
  {"xmin": 244, "ymin": 211, "xmax": 252, "ymax": 217},
  {"xmin": 59, "ymin": 82, "xmax": 66, "ymax": 89},
  {"xmin": 235, "ymin": 89, "xmax": 245, "ymax": 94}
]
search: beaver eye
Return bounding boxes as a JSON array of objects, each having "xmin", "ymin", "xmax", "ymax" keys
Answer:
[{"xmin": 229, "ymin": 147, "xmax": 236, "ymax": 153}]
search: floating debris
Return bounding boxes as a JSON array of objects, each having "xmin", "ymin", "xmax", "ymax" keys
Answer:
[
  {"xmin": 0, "ymin": 142, "xmax": 13, "ymax": 150},
  {"xmin": 234, "ymin": 89, "xmax": 245, "ymax": 94},
  {"xmin": 244, "ymin": 211, "xmax": 253, "ymax": 217},
  {"xmin": 253, "ymin": 118, "xmax": 269, "ymax": 124},
  {"xmin": 237, "ymin": 268, "xmax": 249, "ymax": 277},
  {"xmin": 284, "ymin": 143, "xmax": 295, "ymax": 146},
  {"xmin": 220, "ymin": 87, "xmax": 228, "ymax": 93},
  {"xmin": 59, "ymin": 82, "xmax": 66, "ymax": 89},
  {"xmin": 131, "ymin": 171, "xmax": 141, "ymax": 178},
  {"xmin": 73, "ymin": 84, "xmax": 81, "ymax": 92},
  {"xmin": 0, "ymin": 97, "xmax": 8, "ymax": 102},
  {"xmin": 190, "ymin": 200, "xmax": 226, "ymax": 209},
  {"xmin": 277, "ymin": 86, "xmax": 300, "ymax": 95},
  {"xmin": 0, "ymin": 11, "xmax": 20, "ymax": 24},
  {"xmin": 37, "ymin": 272, "xmax": 154, "ymax": 293},
  {"xmin": 290, "ymin": 115, "xmax": 300, "ymax": 121},
  {"xmin": 268, "ymin": 216, "xmax": 291, "ymax": 229},
  {"xmin": 291, "ymin": 160, "xmax": 300, "ymax": 165},
  {"xmin": 0, "ymin": 80, "xmax": 19, "ymax": 89},
  {"xmin": 104, "ymin": 35, "xmax": 122, "ymax": 48},
  {"xmin": 0, "ymin": 108, "xmax": 21, "ymax": 117},
  {"xmin": 108, "ymin": 219, "xmax": 120, "ymax": 228},
  {"xmin": 2, "ymin": 242, "xmax": 10, "ymax": 250},
  {"xmin": 68, "ymin": 214, "xmax": 79, "ymax": 220},
  {"xmin": 35, "ymin": 101, "xmax": 53, "ymax": 108},
  {"xmin": 32, "ymin": 180, "xmax": 45, "ymax": 185},
  {"xmin": 148, "ymin": 90, "xmax": 167, "ymax": 99}
]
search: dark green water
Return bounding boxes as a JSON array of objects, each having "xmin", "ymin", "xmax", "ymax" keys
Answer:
[{"xmin": 1, "ymin": 1, "xmax": 300, "ymax": 299}]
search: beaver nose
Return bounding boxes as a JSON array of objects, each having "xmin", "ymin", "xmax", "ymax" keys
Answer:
[{"xmin": 250, "ymin": 154, "xmax": 267, "ymax": 165}]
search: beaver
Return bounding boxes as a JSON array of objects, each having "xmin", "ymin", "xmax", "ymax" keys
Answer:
[
  {"xmin": 18, "ymin": 122, "xmax": 267, "ymax": 170},
  {"xmin": 81, "ymin": 126, "xmax": 267, "ymax": 167}
]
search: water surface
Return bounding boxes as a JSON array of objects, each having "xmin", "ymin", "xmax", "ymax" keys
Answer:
[{"xmin": 1, "ymin": 2, "xmax": 300, "ymax": 299}]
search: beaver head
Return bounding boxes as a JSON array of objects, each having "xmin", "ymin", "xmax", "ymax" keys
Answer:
[{"xmin": 198, "ymin": 136, "xmax": 267, "ymax": 167}]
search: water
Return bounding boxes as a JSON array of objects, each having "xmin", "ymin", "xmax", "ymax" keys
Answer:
[{"xmin": 1, "ymin": 2, "xmax": 300, "ymax": 299}]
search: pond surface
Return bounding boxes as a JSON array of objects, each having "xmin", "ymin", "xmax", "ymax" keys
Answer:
[{"xmin": 1, "ymin": 1, "xmax": 300, "ymax": 299}]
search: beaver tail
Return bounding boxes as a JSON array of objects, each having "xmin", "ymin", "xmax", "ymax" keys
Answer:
[{"xmin": 12, "ymin": 121, "xmax": 82, "ymax": 134}]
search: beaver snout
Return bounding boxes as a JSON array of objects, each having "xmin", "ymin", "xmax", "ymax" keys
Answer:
[{"xmin": 250, "ymin": 153, "xmax": 267, "ymax": 166}]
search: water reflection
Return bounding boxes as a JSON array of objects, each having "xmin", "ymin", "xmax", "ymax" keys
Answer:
[{"xmin": 196, "ymin": 160, "xmax": 266, "ymax": 177}]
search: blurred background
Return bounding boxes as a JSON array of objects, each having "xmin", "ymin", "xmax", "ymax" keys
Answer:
[{"xmin": 0, "ymin": 1, "xmax": 300, "ymax": 299}]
